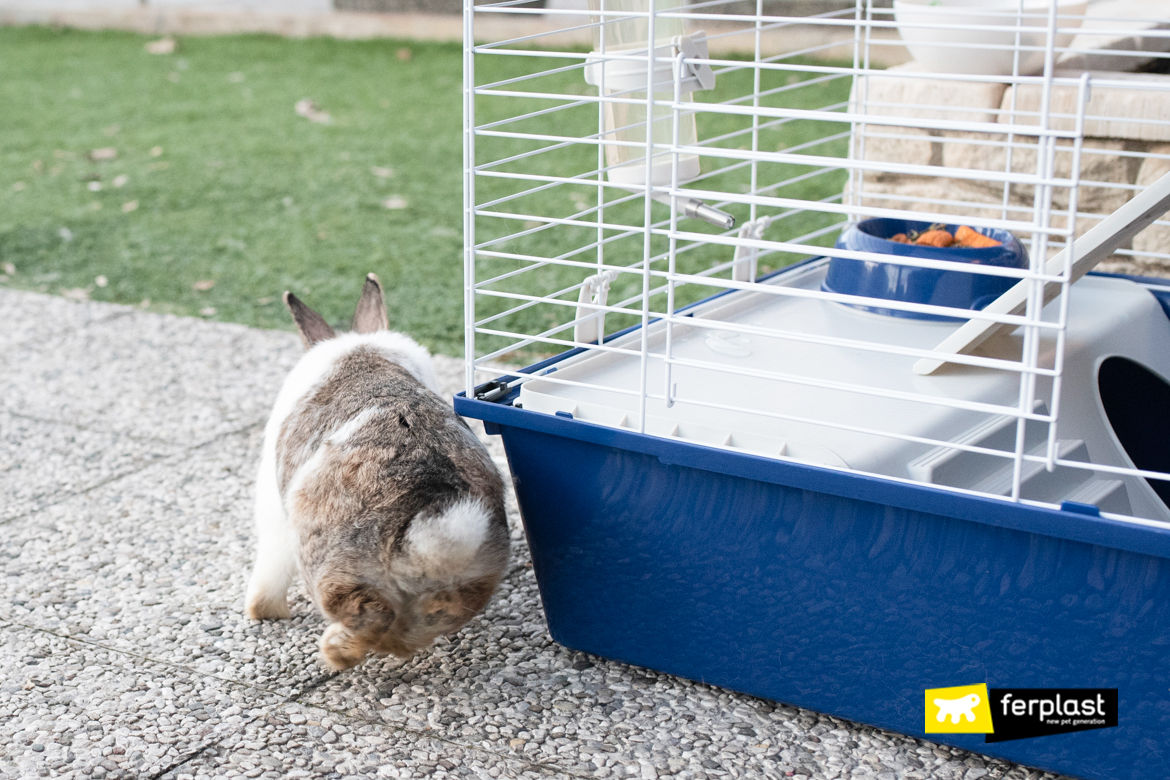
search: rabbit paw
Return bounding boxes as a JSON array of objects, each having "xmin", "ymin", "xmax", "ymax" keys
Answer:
[
  {"xmin": 246, "ymin": 592, "xmax": 291, "ymax": 620},
  {"xmin": 320, "ymin": 623, "xmax": 367, "ymax": 670}
]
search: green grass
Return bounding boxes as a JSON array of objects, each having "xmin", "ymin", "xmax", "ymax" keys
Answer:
[
  {"xmin": 468, "ymin": 55, "xmax": 853, "ymax": 355},
  {"xmin": 0, "ymin": 26, "xmax": 852, "ymax": 357}
]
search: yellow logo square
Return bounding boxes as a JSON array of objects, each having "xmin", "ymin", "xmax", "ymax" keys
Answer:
[{"xmin": 925, "ymin": 684, "xmax": 995, "ymax": 734}]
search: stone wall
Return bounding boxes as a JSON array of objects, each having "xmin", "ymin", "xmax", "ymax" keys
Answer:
[
  {"xmin": 685, "ymin": 0, "xmax": 892, "ymax": 17},
  {"xmin": 335, "ymin": 0, "xmax": 889, "ymax": 16},
  {"xmin": 335, "ymin": 0, "xmax": 542, "ymax": 13},
  {"xmin": 845, "ymin": 0, "xmax": 1170, "ymax": 277},
  {"xmin": 848, "ymin": 66, "xmax": 1170, "ymax": 277}
]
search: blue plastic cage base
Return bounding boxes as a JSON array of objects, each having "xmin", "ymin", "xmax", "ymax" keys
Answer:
[{"xmin": 455, "ymin": 271, "xmax": 1170, "ymax": 780}]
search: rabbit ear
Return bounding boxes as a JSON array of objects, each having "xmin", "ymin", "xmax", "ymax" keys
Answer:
[
  {"xmin": 284, "ymin": 291, "xmax": 336, "ymax": 349},
  {"xmin": 352, "ymin": 273, "xmax": 388, "ymax": 334}
]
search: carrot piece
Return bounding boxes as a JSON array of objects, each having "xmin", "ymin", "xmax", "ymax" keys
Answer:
[
  {"xmin": 915, "ymin": 229, "xmax": 954, "ymax": 248},
  {"xmin": 954, "ymin": 225, "xmax": 980, "ymax": 244},
  {"xmin": 889, "ymin": 233, "xmax": 910, "ymax": 244},
  {"xmin": 954, "ymin": 224, "xmax": 1001, "ymax": 248}
]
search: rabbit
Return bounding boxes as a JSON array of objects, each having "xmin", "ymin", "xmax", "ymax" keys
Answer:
[{"xmin": 245, "ymin": 273, "xmax": 510, "ymax": 671}]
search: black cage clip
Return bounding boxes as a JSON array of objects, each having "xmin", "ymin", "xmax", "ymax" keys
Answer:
[{"xmin": 473, "ymin": 379, "xmax": 510, "ymax": 404}]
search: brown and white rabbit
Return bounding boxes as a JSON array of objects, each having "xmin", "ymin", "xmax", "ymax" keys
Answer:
[{"xmin": 245, "ymin": 274, "xmax": 509, "ymax": 670}]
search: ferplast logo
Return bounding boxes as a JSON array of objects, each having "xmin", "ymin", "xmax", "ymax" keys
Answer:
[
  {"xmin": 984, "ymin": 689, "xmax": 1118, "ymax": 743},
  {"xmin": 925, "ymin": 684, "xmax": 994, "ymax": 734},
  {"xmin": 925, "ymin": 686, "xmax": 1118, "ymax": 742}
]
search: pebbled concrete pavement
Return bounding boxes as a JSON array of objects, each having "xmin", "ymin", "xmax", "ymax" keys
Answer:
[{"xmin": 0, "ymin": 289, "xmax": 1067, "ymax": 780}]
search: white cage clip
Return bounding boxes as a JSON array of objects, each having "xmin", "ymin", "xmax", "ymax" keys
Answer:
[
  {"xmin": 584, "ymin": 31, "xmax": 715, "ymax": 95},
  {"xmin": 574, "ymin": 270, "xmax": 619, "ymax": 346},
  {"xmin": 674, "ymin": 31, "xmax": 715, "ymax": 92},
  {"xmin": 732, "ymin": 215, "xmax": 774, "ymax": 283}
]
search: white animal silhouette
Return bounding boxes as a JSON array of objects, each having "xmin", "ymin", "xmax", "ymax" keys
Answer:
[{"xmin": 934, "ymin": 693, "xmax": 981, "ymax": 724}]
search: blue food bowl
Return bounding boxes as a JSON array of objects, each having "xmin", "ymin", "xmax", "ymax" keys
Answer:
[{"xmin": 824, "ymin": 218, "xmax": 1028, "ymax": 320}]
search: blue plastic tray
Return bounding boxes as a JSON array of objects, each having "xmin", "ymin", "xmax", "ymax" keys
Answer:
[{"xmin": 455, "ymin": 269, "xmax": 1170, "ymax": 780}]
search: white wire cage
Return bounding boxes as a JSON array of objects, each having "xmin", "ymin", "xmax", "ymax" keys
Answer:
[{"xmin": 462, "ymin": 0, "xmax": 1170, "ymax": 525}]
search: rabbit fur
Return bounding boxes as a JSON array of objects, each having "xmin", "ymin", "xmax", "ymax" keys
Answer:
[{"xmin": 245, "ymin": 274, "xmax": 510, "ymax": 670}]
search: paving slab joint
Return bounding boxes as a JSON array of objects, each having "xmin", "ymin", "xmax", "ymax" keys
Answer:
[
  {"xmin": 3, "ymin": 307, "xmax": 136, "ymax": 353},
  {"xmin": 0, "ymin": 418, "xmax": 265, "ymax": 528},
  {"xmin": 5, "ymin": 408, "xmax": 186, "ymax": 449},
  {"xmin": 0, "ymin": 615, "xmax": 297, "ymax": 702},
  {"xmin": 0, "ymin": 452, "xmax": 174, "ymax": 527},
  {"xmin": 285, "ymin": 689, "xmax": 582, "ymax": 779},
  {"xmin": 146, "ymin": 742, "xmax": 221, "ymax": 780}
]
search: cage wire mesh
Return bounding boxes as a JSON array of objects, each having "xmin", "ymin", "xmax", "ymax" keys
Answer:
[{"xmin": 463, "ymin": 0, "xmax": 1170, "ymax": 523}]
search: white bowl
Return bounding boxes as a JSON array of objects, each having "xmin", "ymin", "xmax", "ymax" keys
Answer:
[{"xmin": 893, "ymin": 0, "xmax": 1087, "ymax": 76}]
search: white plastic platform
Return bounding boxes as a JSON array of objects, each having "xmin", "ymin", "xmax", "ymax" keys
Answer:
[{"xmin": 518, "ymin": 263, "xmax": 1170, "ymax": 522}]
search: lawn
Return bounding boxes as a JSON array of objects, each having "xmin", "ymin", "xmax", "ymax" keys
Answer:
[{"xmin": 0, "ymin": 26, "xmax": 852, "ymax": 357}]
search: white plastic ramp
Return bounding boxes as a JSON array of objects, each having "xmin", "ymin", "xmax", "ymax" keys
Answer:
[{"xmin": 914, "ymin": 170, "xmax": 1170, "ymax": 376}]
